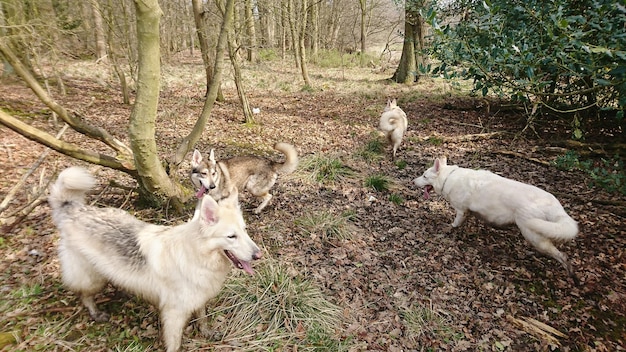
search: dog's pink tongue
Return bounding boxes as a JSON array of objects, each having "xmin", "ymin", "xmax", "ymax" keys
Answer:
[
  {"xmin": 423, "ymin": 187, "xmax": 431, "ymax": 200},
  {"xmin": 241, "ymin": 261, "xmax": 254, "ymax": 275},
  {"xmin": 195, "ymin": 185, "xmax": 207, "ymax": 199}
]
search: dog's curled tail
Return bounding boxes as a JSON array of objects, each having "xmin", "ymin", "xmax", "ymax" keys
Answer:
[
  {"xmin": 49, "ymin": 167, "xmax": 97, "ymax": 211},
  {"xmin": 525, "ymin": 216, "xmax": 579, "ymax": 244},
  {"xmin": 273, "ymin": 142, "xmax": 298, "ymax": 174},
  {"xmin": 379, "ymin": 110, "xmax": 407, "ymax": 133}
]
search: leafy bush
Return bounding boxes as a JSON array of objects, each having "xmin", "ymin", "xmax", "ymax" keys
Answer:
[
  {"xmin": 425, "ymin": 0, "xmax": 626, "ymax": 126},
  {"xmin": 553, "ymin": 151, "xmax": 626, "ymax": 195}
]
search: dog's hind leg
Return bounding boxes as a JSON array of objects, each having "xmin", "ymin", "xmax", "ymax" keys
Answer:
[
  {"xmin": 254, "ymin": 192, "xmax": 272, "ymax": 214},
  {"xmin": 518, "ymin": 226, "xmax": 578, "ymax": 283},
  {"xmin": 59, "ymin": 245, "xmax": 109, "ymax": 321}
]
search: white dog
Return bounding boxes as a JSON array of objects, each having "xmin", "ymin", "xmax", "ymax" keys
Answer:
[
  {"xmin": 379, "ymin": 98, "xmax": 408, "ymax": 159},
  {"xmin": 49, "ymin": 167, "xmax": 262, "ymax": 351},
  {"xmin": 413, "ymin": 157, "xmax": 579, "ymax": 283}
]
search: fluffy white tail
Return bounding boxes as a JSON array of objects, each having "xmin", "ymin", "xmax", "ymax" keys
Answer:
[
  {"xmin": 273, "ymin": 142, "xmax": 299, "ymax": 174},
  {"xmin": 49, "ymin": 167, "xmax": 97, "ymax": 210},
  {"xmin": 524, "ymin": 216, "xmax": 579, "ymax": 243},
  {"xmin": 379, "ymin": 110, "xmax": 406, "ymax": 133}
]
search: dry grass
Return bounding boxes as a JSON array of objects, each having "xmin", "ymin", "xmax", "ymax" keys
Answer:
[{"xmin": 202, "ymin": 259, "xmax": 345, "ymax": 351}]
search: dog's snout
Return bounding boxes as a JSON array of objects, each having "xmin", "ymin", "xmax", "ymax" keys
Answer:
[{"xmin": 252, "ymin": 250, "xmax": 263, "ymax": 260}]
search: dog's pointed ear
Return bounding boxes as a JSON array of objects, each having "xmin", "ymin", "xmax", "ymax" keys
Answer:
[
  {"xmin": 391, "ymin": 98, "xmax": 397, "ymax": 106},
  {"xmin": 191, "ymin": 149, "xmax": 202, "ymax": 167},
  {"xmin": 209, "ymin": 149, "xmax": 216, "ymax": 163},
  {"xmin": 434, "ymin": 157, "xmax": 447, "ymax": 172},
  {"xmin": 200, "ymin": 193, "xmax": 219, "ymax": 225}
]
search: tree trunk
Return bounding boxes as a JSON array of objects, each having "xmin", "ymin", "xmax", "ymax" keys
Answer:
[
  {"xmin": 228, "ymin": 36, "xmax": 254, "ymax": 124},
  {"xmin": 287, "ymin": 0, "xmax": 300, "ymax": 68},
  {"xmin": 297, "ymin": 0, "xmax": 311, "ymax": 86},
  {"xmin": 244, "ymin": 0, "xmax": 257, "ymax": 62},
  {"xmin": 171, "ymin": 0, "xmax": 234, "ymax": 166},
  {"xmin": 191, "ymin": 0, "xmax": 224, "ymax": 100},
  {"xmin": 129, "ymin": 0, "xmax": 185, "ymax": 206},
  {"xmin": 310, "ymin": 0, "xmax": 319, "ymax": 57},
  {"xmin": 392, "ymin": 5, "xmax": 424, "ymax": 84},
  {"xmin": 90, "ymin": 0, "xmax": 107, "ymax": 62},
  {"xmin": 359, "ymin": 0, "xmax": 366, "ymax": 66}
]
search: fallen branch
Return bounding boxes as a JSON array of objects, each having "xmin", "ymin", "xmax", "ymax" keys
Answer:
[
  {"xmin": 416, "ymin": 131, "xmax": 507, "ymax": 143},
  {"xmin": 506, "ymin": 315, "xmax": 565, "ymax": 346},
  {"xmin": 550, "ymin": 140, "xmax": 626, "ymax": 157},
  {"xmin": 493, "ymin": 150, "xmax": 552, "ymax": 166}
]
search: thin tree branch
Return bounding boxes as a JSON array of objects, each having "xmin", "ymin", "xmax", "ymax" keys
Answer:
[
  {"xmin": 0, "ymin": 39, "xmax": 133, "ymax": 159},
  {"xmin": 0, "ymin": 109, "xmax": 137, "ymax": 175}
]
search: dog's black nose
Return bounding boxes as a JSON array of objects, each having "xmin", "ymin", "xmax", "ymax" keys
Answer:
[
  {"xmin": 252, "ymin": 250, "xmax": 263, "ymax": 260},
  {"xmin": 209, "ymin": 185, "xmax": 216, "ymax": 189}
]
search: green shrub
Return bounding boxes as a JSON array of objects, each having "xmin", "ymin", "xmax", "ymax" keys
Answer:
[{"xmin": 553, "ymin": 151, "xmax": 626, "ymax": 195}]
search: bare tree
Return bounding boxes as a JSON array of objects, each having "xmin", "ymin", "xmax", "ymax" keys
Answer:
[
  {"xmin": 90, "ymin": 0, "xmax": 108, "ymax": 62},
  {"xmin": 244, "ymin": 0, "xmax": 257, "ymax": 62},
  {"xmin": 392, "ymin": 1, "xmax": 425, "ymax": 84},
  {"xmin": 192, "ymin": 0, "xmax": 224, "ymax": 100}
]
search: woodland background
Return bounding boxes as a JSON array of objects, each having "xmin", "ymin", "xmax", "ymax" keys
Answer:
[{"xmin": 0, "ymin": 0, "xmax": 625, "ymax": 351}]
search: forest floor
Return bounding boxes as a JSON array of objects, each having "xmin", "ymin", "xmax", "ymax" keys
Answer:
[{"xmin": 0, "ymin": 54, "xmax": 625, "ymax": 351}]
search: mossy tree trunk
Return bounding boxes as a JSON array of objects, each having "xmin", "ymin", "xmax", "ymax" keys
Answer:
[{"xmin": 129, "ymin": 0, "xmax": 186, "ymax": 207}]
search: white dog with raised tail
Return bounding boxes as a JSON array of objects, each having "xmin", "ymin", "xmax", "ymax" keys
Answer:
[
  {"xmin": 49, "ymin": 166, "xmax": 262, "ymax": 351},
  {"xmin": 379, "ymin": 98, "xmax": 408, "ymax": 159},
  {"xmin": 413, "ymin": 157, "xmax": 580, "ymax": 284}
]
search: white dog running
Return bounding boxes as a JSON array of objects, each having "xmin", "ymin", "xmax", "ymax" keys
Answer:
[{"xmin": 413, "ymin": 157, "xmax": 579, "ymax": 283}]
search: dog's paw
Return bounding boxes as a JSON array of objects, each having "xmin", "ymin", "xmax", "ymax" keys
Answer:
[{"xmin": 90, "ymin": 311, "xmax": 110, "ymax": 322}]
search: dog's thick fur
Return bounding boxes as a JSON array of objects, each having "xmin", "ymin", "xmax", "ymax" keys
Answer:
[
  {"xmin": 49, "ymin": 167, "xmax": 262, "ymax": 352},
  {"xmin": 379, "ymin": 98, "xmax": 408, "ymax": 159},
  {"xmin": 191, "ymin": 142, "xmax": 298, "ymax": 214},
  {"xmin": 413, "ymin": 157, "xmax": 579, "ymax": 282}
]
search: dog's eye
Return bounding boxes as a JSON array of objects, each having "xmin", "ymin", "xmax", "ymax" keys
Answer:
[
  {"xmin": 227, "ymin": 234, "xmax": 237, "ymax": 239},
  {"xmin": 201, "ymin": 171, "xmax": 209, "ymax": 176}
]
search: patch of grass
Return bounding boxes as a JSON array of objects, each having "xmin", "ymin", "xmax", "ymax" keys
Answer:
[
  {"xmin": 389, "ymin": 193, "xmax": 404, "ymax": 205},
  {"xmin": 301, "ymin": 84, "xmax": 316, "ymax": 93},
  {"xmin": 205, "ymin": 259, "xmax": 344, "ymax": 351},
  {"xmin": 313, "ymin": 49, "xmax": 380, "ymax": 69},
  {"xmin": 401, "ymin": 303, "xmax": 463, "ymax": 345},
  {"xmin": 299, "ymin": 154, "xmax": 354, "ymax": 184},
  {"xmin": 114, "ymin": 340, "xmax": 153, "ymax": 352},
  {"xmin": 365, "ymin": 174, "xmax": 390, "ymax": 192},
  {"xmin": 426, "ymin": 136, "xmax": 444, "ymax": 146},
  {"xmin": 295, "ymin": 210, "xmax": 356, "ymax": 242},
  {"xmin": 259, "ymin": 48, "xmax": 279, "ymax": 61},
  {"xmin": 395, "ymin": 159, "xmax": 408, "ymax": 169},
  {"xmin": 357, "ymin": 136, "xmax": 385, "ymax": 162}
]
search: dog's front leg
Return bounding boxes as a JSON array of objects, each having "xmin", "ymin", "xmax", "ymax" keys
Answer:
[
  {"xmin": 451, "ymin": 209, "xmax": 467, "ymax": 227},
  {"xmin": 161, "ymin": 307, "xmax": 191, "ymax": 352}
]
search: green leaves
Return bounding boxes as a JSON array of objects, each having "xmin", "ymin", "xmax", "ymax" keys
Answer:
[{"xmin": 425, "ymin": 0, "xmax": 626, "ymax": 127}]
